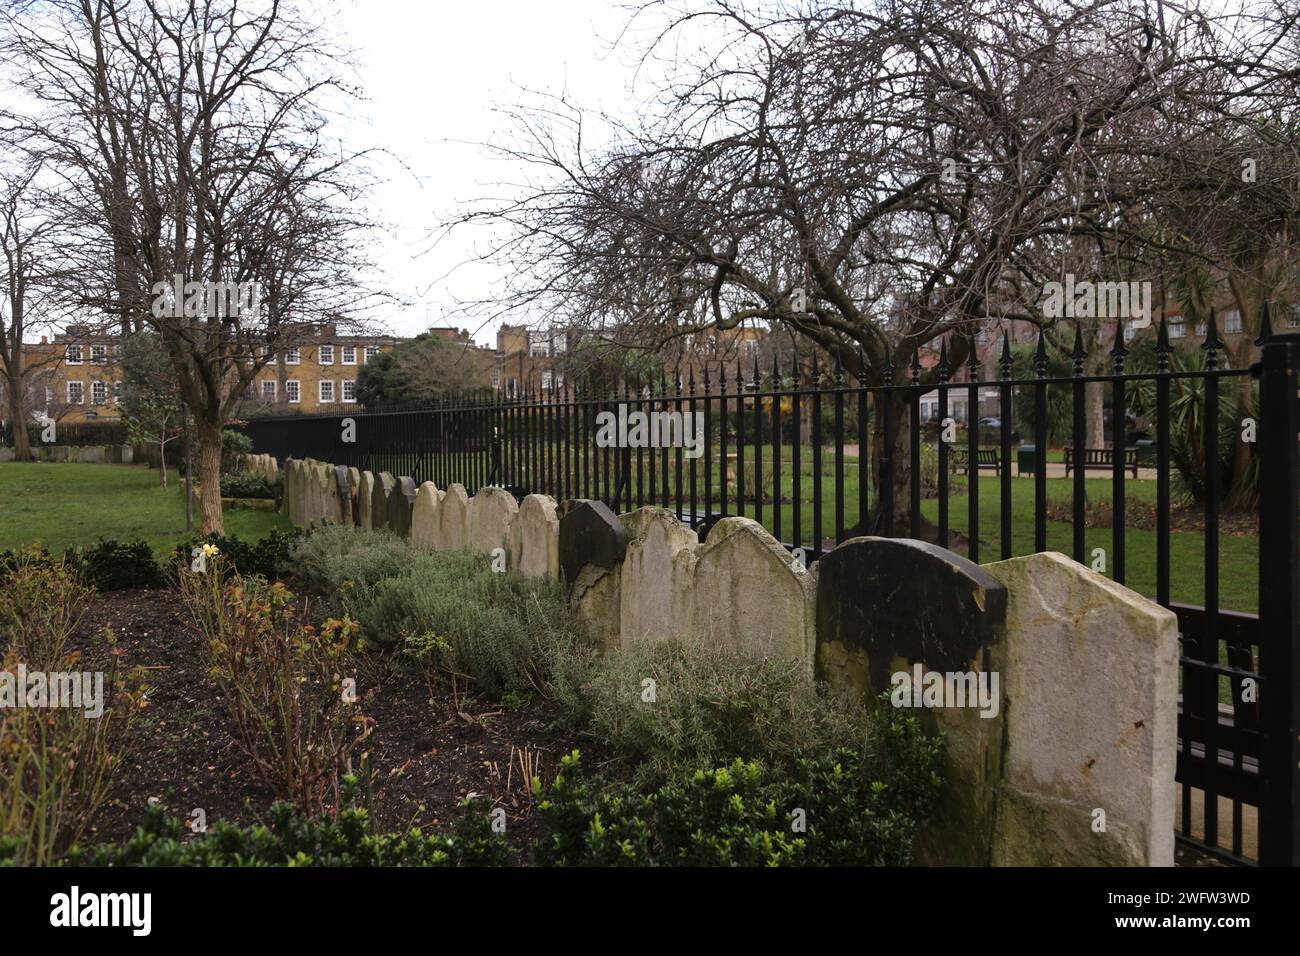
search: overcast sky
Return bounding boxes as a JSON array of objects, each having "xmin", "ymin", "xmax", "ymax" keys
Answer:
[{"xmin": 336, "ymin": 0, "xmax": 648, "ymax": 346}]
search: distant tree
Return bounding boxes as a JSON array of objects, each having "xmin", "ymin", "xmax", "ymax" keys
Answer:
[
  {"xmin": 356, "ymin": 334, "xmax": 486, "ymax": 407},
  {"xmin": 118, "ymin": 332, "xmax": 183, "ymax": 488}
]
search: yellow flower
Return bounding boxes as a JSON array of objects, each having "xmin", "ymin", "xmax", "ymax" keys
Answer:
[{"xmin": 201, "ymin": 543, "xmax": 220, "ymax": 557}]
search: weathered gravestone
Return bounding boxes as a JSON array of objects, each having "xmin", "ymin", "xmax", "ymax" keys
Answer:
[
  {"xmin": 356, "ymin": 471, "xmax": 375, "ymax": 530},
  {"xmin": 815, "ymin": 536, "xmax": 1007, "ymax": 865},
  {"xmin": 335, "ymin": 466, "xmax": 353, "ymax": 524},
  {"xmin": 692, "ymin": 517, "xmax": 816, "ymax": 672},
  {"xmin": 983, "ymin": 551, "xmax": 1177, "ymax": 867},
  {"xmin": 509, "ymin": 494, "xmax": 560, "ymax": 579},
  {"xmin": 371, "ymin": 472, "xmax": 395, "ymax": 531},
  {"xmin": 387, "ymin": 476, "xmax": 418, "ymax": 538},
  {"xmin": 558, "ymin": 499, "xmax": 628, "ymax": 648},
  {"xmin": 345, "ymin": 467, "xmax": 361, "ymax": 525},
  {"xmin": 468, "ymin": 485, "xmax": 518, "ymax": 558},
  {"xmin": 435, "ymin": 483, "xmax": 470, "ymax": 550},
  {"xmin": 410, "ymin": 481, "xmax": 443, "ymax": 549},
  {"xmin": 619, "ymin": 507, "xmax": 698, "ymax": 644}
]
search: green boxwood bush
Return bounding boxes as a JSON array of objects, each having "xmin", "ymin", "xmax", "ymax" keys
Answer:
[
  {"xmin": 61, "ymin": 778, "xmax": 508, "ymax": 867},
  {"xmin": 535, "ymin": 710, "xmax": 943, "ymax": 867},
  {"xmin": 219, "ymin": 470, "xmax": 282, "ymax": 501},
  {"xmin": 171, "ymin": 527, "xmax": 303, "ymax": 580}
]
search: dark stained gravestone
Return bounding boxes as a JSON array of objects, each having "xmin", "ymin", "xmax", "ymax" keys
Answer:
[
  {"xmin": 558, "ymin": 499, "xmax": 629, "ymax": 591},
  {"xmin": 816, "ymin": 536, "xmax": 1006, "ymax": 694},
  {"xmin": 387, "ymin": 476, "xmax": 418, "ymax": 538},
  {"xmin": 815, "ymin": 535, "xmax": 1008, "ymax": 866},
  {"xmin": 335, "ymin": 466, "xmax": 353, "ymax": 523}
]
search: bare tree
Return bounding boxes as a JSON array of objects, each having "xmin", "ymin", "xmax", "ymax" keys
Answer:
[
  {"xmin": 0, "ymin": 157, "xmax": 65, "ymax": 461},
  {"xmin": 457, "ymin": 0, "xmax": 1299, "ymax": 534},
  {"xmin": 2, "ymin": 0, "xmax": 385, "ymax": 532}
]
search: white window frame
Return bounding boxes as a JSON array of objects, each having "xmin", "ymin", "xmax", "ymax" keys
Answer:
[
  {"xmin": 318, "ymin": 379, "xmax": 335, "ymax": 404},
  {"xmin": 262, "ymin": 380, "xmax": 277, "ymax": 401},
  {"xmin": 65, "ymin": 344, "xmax": 83, "ymax": 365},
  {"xmin": 490, "ymin": 367, "xmax": 501, "ymax": 389},
  {"xmin": 45, "ymin": 386, "xmax": 54, "ymax": 409},
  {"xmin": 341, "ymin": 345, "xmax": 357, "ymax": 365},
  {"xmin": 319, "ymin": 344, "xmax": 335, "ymax": 365},
  {"xmin": 541, "ymin": 369, "xmax": 553, "ymax": 390},
  {"xmin": 286, "ymin": 380, "xmax": 301, "ymax": 404},
  {"xmin": 90, "ymin": 344, "xmax": 108, "ymax": 365},
  {"xmin": 1168, "ymin": 316, "xmax": 1186, "ymax": 339},
  {"xmin": 1222, "ymin": 309, "xmax": 1242, "ymax": 334},
  {"xmin": 364, "ymin": 346, "xmax": 379, "ymax": 363},
  {"xmin": 67, "ymin": 381, "xmax": 84, "ymax": 404},
  {"xmin": 113, "ymin": 381, "xmax": 122, "ymax": 403},
  {"xmin": 342, "ymin": 379, "xmax": 357, "ymax": 403},
  {"xmin": 90, "ymin": 381, "xmax": 107, "ymax": 405},
  {"xmin": 284, "ymin": 347, "xmax": 300, "ymax": 365}
]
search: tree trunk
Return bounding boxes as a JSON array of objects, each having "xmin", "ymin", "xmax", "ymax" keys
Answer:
[
  {"xmin": 5, "ymin": 369, "xmax": 33, "ymax": 461},
  {"xmin": 196, "ymin": 419, "xmax": 225, "ymax": 534},
  {"xmin": 158, "ymin": 439, "xmax": 168, "ymax": 489}
]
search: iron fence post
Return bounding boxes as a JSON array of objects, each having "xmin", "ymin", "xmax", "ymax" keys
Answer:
[{"xmin": 1254, "ymin": 332, "xmax": 1300, "ymax": 866}]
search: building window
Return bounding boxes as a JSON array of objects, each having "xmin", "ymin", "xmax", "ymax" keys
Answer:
[
  {"xmin": 530, "ymin": 338, "xmax": 550, "ymax": 358},
  {"xmin": 318, "ymin": 379, "xmax": 335, "ymax": 403},
  {"xmin": 67, "ymin": 381, "xmax": 84, "ymax": 404},
  {"xmin": 45, "ymin": 386, "xmax": 54, "ymax": 409},
  {"xmin": 319, "ymin": 344, "xmax": 334, "ymax": 365},
  {"xmin": 552, "ymin": 336, "xmax": 566, "ymax": 355},
  {"xmin": 490, "ymin": 367, "xmax": 500, "ymax": 389},
  {"xmin": 286, "ymin": 380, "xmax": 300, "ymax": 404},
  {"xmin": 555, "ymin": 373, "xmax": 564, "ymax": 390},
  {"xmin": 284, "ymin": 347, "xmax": 300, "ymax": 365},
  {"xmin": 1288, "ymin": 305, "xmax": 1300, "ymax": 330},
  {"xmin": 541, "ymin": 370, "xmax": 553, "ymax": 390},
  {"xmin": 264, "ymin": 346, "xmax": 277, "ymax": 365},
  {"xmin": 341, "ymin": 345, "xmax": 356, "ymax": 365},
  {"xmin": 342, "ymin": 379, "xmax": 356, "ymax": 403},
  {"xmin": 364, "ymin": 346, "xmax": 379, "ymax": 363},
  {"xmin": 1195, "ymin": 321, "xmax": 1207, "ymax": 338},
  {"xmin": 262, "ymin": 380, "xmax": 277, "ymax": 401},
  {"xmin": 1124, "ymin": 323, "xmax": 1136, "ymax": 341},
  {"xmin": 91, "ymin": 381, "xmax": 107, "ymax": 405},
  {"xmin": 65, "ymin": 344, "xmax": 83, "ymax": 365},
  {"xmin": 243, "ymin": 383, "xmax": 255, "ymax": 399},
  {"xmin": 90, "ymin": 344, "xmax": 108, "ymax": 365},
  {"xmin": 1222, "ymin": 309, "xmax": 1242, "ymax": 334},
  {"xmin": 1168, "ymin": 316, "xmax": 1185, "ymax": 339},
  {"xmin": 114, "ymin": 381, "xmax": 122, "ymax": 403}
]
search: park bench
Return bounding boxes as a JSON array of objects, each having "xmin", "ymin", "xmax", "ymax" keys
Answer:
[
  {"xmin": 950, "ymin": 448, "xmax": 1001, "ymax": 476},
  {"xmin": 1064, "ymin": 446, "xmax": 1139, "ymax": 478}
]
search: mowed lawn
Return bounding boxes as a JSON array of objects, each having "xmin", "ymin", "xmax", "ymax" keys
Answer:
[{"xmin": 0, "ymin": 461, "xmax": 289, "ymax": 557}]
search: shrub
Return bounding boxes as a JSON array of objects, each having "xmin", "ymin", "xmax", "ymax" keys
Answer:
[
  {"xmin": 0, "ymin": 558, "xmax": 145, "ymax": 865},
  {"xmin": 66, "ymin": 778, "xmax": 508, "ymax": 867},
  {"xmin": 292, "ymin": 527, "xmax": 583, "ymax": 695},
  {"xmin": 220, "ymin": 429, "xmax": 253, "ymax": 472},
  {"xmin": 289, "ymin": 524, "xmax": 418, "ymax": 596},
  {"xmin": 535, "ymin": 711, "xmax": 943, "ymax": 867},
  {"xmin": 549, "ymin": 636, "xmax": 878, "ymax": 788},
  {"xmin": 66, "ymin": 539, "xmax": 164, "ymax": 592},
  {"xmin": 219, "ymin": 470, "xmax": 282, "ymax": 501},
  {"xmin": 177, "ymin": 559, "xmax": 367, "ymax": 814},
  {"xmin": 171, "ymin": 527, "xmax": 303, "ymax": 580}
]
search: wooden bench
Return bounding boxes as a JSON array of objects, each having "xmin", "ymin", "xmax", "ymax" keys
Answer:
[
  {"xmin": 1064, "ymin": 446, "xmax": 1139, "ymax": 478},
  {"xmin": 950, "ymin": 448, "xmax": 1001, "ymax": 476}
]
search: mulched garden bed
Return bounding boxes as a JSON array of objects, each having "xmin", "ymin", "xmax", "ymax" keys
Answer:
[{"xmin": 68, "ymin": 587, "xmax": 583, "ymax": 865}]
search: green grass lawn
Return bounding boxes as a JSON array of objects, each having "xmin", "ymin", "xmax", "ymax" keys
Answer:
[{"xmin": 0, "ymin": 461, "xmax": 290, "ymax": 557}]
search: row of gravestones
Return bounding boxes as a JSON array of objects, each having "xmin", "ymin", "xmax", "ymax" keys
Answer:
[
  {"xmin": 0, "ymin": 444, "xmax": 135, "ymax": 464},
  {"xmin": 280, "ymin": 458, "xmax": 1177, "ymax": 868},
  {"xmin": 239, "ymin": 453, "xmax": 279, "ymax": 482},
  {"xmin": 280, "ymin": 459, "xmax": 560, "ymax": 578}
]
